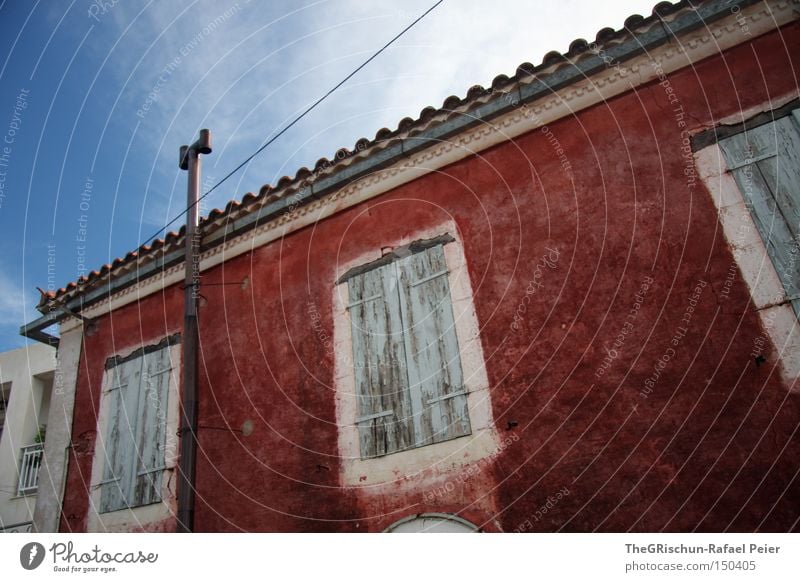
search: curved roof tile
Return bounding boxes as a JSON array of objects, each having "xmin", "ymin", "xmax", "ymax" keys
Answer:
[{"xmin": 40, "ymin": 0, "xmax": 702, "ymax": 310}]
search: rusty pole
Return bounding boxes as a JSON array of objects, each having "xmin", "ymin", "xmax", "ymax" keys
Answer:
[{"xmin": 177, "ymin": 129, "xmax": 211, "ymax": 533}]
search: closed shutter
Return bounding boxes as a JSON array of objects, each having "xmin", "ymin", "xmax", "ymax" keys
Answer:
[
  {"xmin": 397, "ymin": 245, "xmax": 471, "ymax": 446},
  {"xmin": 347, "ymin": 241, "xmax": 471, "ymax": 458},
  {"xmin": 348, "ymin": 263, "xmax": 415, "ymax": 458},
  {"xmin": 131, "ymin": 346, "xmax": 172, "ymax": 507},
  {"xmin": 100, "ymin": 356, "xmax": 143, "ymax": 513},
  {"xmin": 719, "ymin": 111, "xmax": 800, "ymax": 317},
  {"xmin": 99, "ymin": 343, "xmax": 172, "ymax": 512}
]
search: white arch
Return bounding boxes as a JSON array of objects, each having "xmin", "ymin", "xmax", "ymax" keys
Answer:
[{"xmin": 384, "ymin": 513, "xmax": 479, "ymax": 533}]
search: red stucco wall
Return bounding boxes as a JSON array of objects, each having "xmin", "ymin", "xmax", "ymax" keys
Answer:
[{"xmin": 60, "ymin": 22, "xmax": 800, "ymax": 532}]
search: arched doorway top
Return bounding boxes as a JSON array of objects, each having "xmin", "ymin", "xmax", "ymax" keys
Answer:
[{"xmin": 384, "ymin": 513, "xmax": 479, "ymax": 533}]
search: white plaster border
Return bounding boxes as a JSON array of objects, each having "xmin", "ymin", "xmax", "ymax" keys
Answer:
[
  {"xmin": 694, "ymin": 108, "xmax": 800, "ymax": 389},
  {"xmin": 333, "ymin": 222, "xmax": 500, "ymax": 486},
  {"xmin": 32, "ymin": 326, "xmax": 83, "ymax": 532}
]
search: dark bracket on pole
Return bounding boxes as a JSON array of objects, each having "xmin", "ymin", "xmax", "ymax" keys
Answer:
[{"xmin": 179, "ymin": 129, "xmax": 212, "ymax": 170}]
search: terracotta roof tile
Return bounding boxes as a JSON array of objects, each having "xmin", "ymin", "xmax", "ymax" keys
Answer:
[{"xmin": 38, "ymin": 0, "xmax": 700, "ymax": 311}]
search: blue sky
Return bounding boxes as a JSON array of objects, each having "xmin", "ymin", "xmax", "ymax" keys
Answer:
[{"xmin": 0, "ymin": 0, "xmax": 657, "ymax": 351}]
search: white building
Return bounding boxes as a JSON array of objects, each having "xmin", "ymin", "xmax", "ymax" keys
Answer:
[{"xmin": 0, "ymin": 343, "xmax": 56, "ymax": 533}]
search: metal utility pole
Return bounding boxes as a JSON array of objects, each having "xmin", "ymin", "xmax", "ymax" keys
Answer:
[{"xmin": 177, "ymin": 129, "xmax": 211, "ymax": 533}]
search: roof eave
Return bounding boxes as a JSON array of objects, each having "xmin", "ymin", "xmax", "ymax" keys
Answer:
[{"xmin": 21, "ymin": 0, "xmax": 764, "ymax": 345}]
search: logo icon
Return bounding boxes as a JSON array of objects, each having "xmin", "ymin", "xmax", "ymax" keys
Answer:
[{"xmin": 20, "ymin": 542, "xmax": 46, "ymax": 570}]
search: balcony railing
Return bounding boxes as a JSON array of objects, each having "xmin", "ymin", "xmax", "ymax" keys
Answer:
[{"xmin": 17, "ymin": 443, "xmax": 44, "ymax": 495}]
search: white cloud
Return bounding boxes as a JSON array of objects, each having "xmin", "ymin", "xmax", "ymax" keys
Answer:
[
  {"xmin": 91, "ymin": 0, "xmax": 660, "ymax": 225},
  {"xmin": 0, "ymin": 263, "xmax": 41, "ymax": 340},
  {"xmin": 0, "ymin": 274, "xmax": 26, "ymax": 327}
]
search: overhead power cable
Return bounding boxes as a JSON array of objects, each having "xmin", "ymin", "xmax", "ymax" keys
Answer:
[{"xmin": 139, "ymin": 0, "xmax": 444, "ymax": 249}]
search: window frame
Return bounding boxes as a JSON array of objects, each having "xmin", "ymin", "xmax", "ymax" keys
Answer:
[
  {"xmin": 341, "ymin": 234, "xmax": 472, "ymax": 459},
  {"xmin": 714, "ymin": 104, "xmax": 800, "ymax": 318},
  {"xmin": 693, "ymin": 96, "xmax": 800, "ymax": 385},
  {"xmin": 88, "ymin": 335, "xmax": 181, "ymax": 528},
  {"xmin": 333, "ymin": 226, "xmax": 500, "ymax": 486}
]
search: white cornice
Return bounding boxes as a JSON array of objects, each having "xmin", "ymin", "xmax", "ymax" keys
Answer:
[{"xmin": 64, "ymin": 0, "xmax": 795, "ymax": 327}]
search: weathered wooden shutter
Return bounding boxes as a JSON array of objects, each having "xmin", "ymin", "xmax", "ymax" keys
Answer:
[
  {"xmin": 100, "ymin": 344, "xmax": 171, "ymax": 512},
  {"xmin": 100, "ymin": 356, "xmax": 143, "ymax": 513},
  {"xmin": 719, "ymin": 110, "xmax": 800, "ymax": 317},
  {"xmin": 348, "ymin": 263, "xmax": 415, "ymax": 458},
  {"xmin": 396, "ymin": 245, "xmax": 471, "ymax": 446},
  {"xmin": 131, "ymin": 346, "xmax": 172, "ymax": 507}
]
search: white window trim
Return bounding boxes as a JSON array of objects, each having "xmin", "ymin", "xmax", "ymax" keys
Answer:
[
  {"xmin": 86, "ymin": 341, "xmax": 181, "ymax": 531},
  {"xmin": 694, "ymin": 99, "xmax": 800, "ymax": 388},
  {"xmin": 333, "ymin": 223, "xmax": 500, "ymax": 486}
]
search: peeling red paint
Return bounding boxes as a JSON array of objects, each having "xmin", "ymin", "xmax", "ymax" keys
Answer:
[{"xmin": 60, "ymin": 24, "xmax": 800, "ymax": 532}]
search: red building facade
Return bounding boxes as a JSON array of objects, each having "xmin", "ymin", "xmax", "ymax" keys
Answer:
[{"xmin": 27, "ymin": 0, "xmax": 800, "ymax": 532}]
